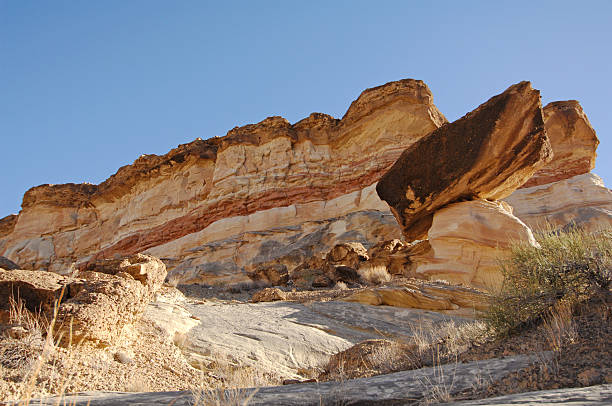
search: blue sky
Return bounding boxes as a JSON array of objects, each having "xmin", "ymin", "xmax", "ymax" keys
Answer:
[{"xmin": 1, "ymin": 1, "xmax": 611, "ymax": 217}]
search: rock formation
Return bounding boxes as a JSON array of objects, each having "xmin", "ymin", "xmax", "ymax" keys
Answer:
[
  {"xmin": 504, "ymin": 101, "xmax": 611, "ymax": 232},
  {"xmin": 0, "ymin": 254, "xmax": 166, "ymax": 345},
  {"xmin": 0, "ymin": 79, "xmax": 446, "ymax": 285},
  {"xmin": 522, "ymin": 101, "xmax": 599, "ymax": 188},
  {"xmin": 0, "ymin": 269, "xmax": 69, "ymax": 313},
  {"xmin": 60, "ymin": 254, "xmax": 167, "ymax": 345},
  {"xmin": 376, "ymin": 81, "xmax": 552, "ymax": 242},
  {"xmin": 344, "ymin": 282, "xmax": 489, "ymax": 311},
  {"xmin": 506, "ymin": 173, "xmax": 612, "ymax": 232},
  {"xmin": 410, "ymin": 199, "xmax": 538, "ymax": 289}
]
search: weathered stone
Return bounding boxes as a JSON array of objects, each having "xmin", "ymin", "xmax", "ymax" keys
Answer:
[
  {"xmin": 344, "ymin": 281, "xmax": 488, "ymax": 311},
  {"xmin": 247, "ymin": 263, "xmax": 289, "ymax": 286},
  {"xmin": 1, "ymin": 79, "xmax": 442, "ymax": 281},
  {"xmin": 326, "ymin": 242, "xmax": 368, "ymax": 266},
  {"xmin": 57, "ymin": 254, "xmax": 167, "ymax": 345},
  {"xmin": 447, "ymin": 384, "xmax": 612, "ymax": 405},
  {"xmin": 250, "ymin": 287, "xmax": 287, "ymax": 303},
  {"xmin": 523, "ymin": 100, "xmax": 599, "ymax": 188},
  {"xmin": 0, "ymin": 256, "xmax": 20, "ymax": 271},
  {"xmin": 506, "ymin": 173, "xmax": 612, "ymax": 232},
  {"xmin": 412, "ymin": 199, "xmax": 538, "ymax": 290},
  {"xmin": 177, "ymin": 299, "xmax": 470, "ymax": 380},
  {"xmin": 0, "ymin": 269, "xmax": 70, "ymax": 313},
  {"xmin": 377, "ymin": 81, "xmax": 552, "ymax": 241}
]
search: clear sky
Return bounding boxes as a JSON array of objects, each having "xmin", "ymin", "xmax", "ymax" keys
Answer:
[{"xmin": 1, "ymin": 1, "xmax": 611, "ymax": 217}]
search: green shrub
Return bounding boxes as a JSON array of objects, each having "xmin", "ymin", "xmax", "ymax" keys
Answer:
[{"xmin": 485, "ymin": 227, "xmax": 612, "ymax": 335}]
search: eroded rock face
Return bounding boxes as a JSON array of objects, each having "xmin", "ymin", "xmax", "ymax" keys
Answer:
[
  {"xmin": 0, "ymin": 79, "xmax": 444, "ymax": 283},
  {"xmin": 411, "ymin": 199, "xmax": 538, "ymax": 290},
  {"xmin": 376, "ymin": 81, "xmax": 552, "ymax": 241},
  {"xmin": 59, "ymin": 254, "xmax": 167, "ymax": 345},
  {"xmin": 1, "ymin": 254, "xmax": 166, "ymax": 346},
  {"xmin": 523, "ymin": 101, "xmax": 599, "ymax": 188},
  {"xmin": 506, "ymin": 173, "xmax": 612, "ymax": 232},
  {"xmin": 0, "ymin": 269, "xmax": 69, "ymax": 313}
]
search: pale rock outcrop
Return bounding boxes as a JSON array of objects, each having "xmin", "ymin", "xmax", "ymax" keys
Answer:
[
  {"xmin": 0, "ymin": 79, "xmax": 445, "ymax": 284},
  {"xmin": 376, "ymin": 81, "xmax": 552, "ymax": 242},
  {"xmin": 1, "ymin": 254, "xmax": 166, "ymax": 345},
  {"xmin": 411, "ymin": 199, "xmax": 538, "ymax": 290},
  {"xmin": 523, "ymin": 100, "xmax": 599, "ymax": 188},
  {"xmin": 59, "ymin": 254, "xmax": 167, "ymax": 345},
  {"xmin": 506, "ymin": 172, "xmax": 612, "ymax": 232}
]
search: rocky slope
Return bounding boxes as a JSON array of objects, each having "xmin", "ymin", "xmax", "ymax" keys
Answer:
[{"xmin": 0, "ymin": 79, "xmax": 446, "ymax": 283}]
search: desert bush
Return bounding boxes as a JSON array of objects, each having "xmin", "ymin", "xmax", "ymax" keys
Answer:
[{"xmin": 485, "ymin": 227, "xmax": 612, "ymax": 335}]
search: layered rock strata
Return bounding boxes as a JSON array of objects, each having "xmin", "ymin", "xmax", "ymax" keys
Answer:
[
  {"xmin": 410, "ymin": 199, "xmax": 538, "ymax": 289},
  {"xmin": 506, "ymin": 173, "xmax": 612, "ymax": 232},
  {"xmin": 376, "ymin": 81, "xmax": 552, "ymax": 242},
  {"xmin": 0, "ymin": 79, "xmax": 446, "ymax": 283}
]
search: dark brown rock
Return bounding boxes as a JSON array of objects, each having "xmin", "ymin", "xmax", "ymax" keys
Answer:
[
  {"xmin": 377, "ymin": 81, "xmax": 552, "ymax": 241},
  {"xmin": 0, "ymin": 256, "xmax": 20, "ymax": 271},
  {"xmin": 247, "ymin": 263, "xmax": 289, "ymax": 286}
]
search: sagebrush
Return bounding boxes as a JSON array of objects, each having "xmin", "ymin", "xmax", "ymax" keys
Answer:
[{"xmin": 486, "ymin": 227, "xmax": 612, "ymax": 335}]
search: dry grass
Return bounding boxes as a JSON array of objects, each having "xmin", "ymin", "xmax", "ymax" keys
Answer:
[
  {"xmin": 357, "ymin": 264, "xmax": 391, "ymax": 285},
  {"xmin": 486, "ymin": 228, "xmax": 612, "ymax": 336},
  {"xmin": 191, "ymin": 356, "xmax": 266, "ymax": 406}
]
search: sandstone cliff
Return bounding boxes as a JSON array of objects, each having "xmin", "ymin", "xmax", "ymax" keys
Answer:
[{"xmin": 0, "ymin": 79, "xmax": 446, "ymax": 284}]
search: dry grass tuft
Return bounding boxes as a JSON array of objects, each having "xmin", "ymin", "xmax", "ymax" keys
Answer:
[
  {"xmin": 358, "ymin": 264, "xmax": 391, "ymax": 285},
  {"xmin": 191, "ymin": 355, "xmax": 272, "ymax": 406},
  {"xmin": 486, "ymin": 227, "xmax": 612, "ymax": 336}
]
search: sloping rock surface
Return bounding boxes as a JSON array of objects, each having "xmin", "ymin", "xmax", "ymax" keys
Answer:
[
  {"xmin": 20, "ymin": 354, "xmax": 550, "ymax": 405},
  {"xmin": 376, "ymin": 81, "xmax": 552, "ymax": 241},
  {"xmin": 176, "ymin": 299, "xmax": 470, "ymax": 379},
  {"xmin": 447, "ymin": 384, "xmax": 612, "ymax": 405},
  {"xmin": 0, "ymin": 79, "xmax": 445, "ymax": 283}
]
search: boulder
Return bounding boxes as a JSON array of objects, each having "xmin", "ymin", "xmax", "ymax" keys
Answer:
[
  {"xmin": 58, "ymin": 254, "xmax": 167, "ymax": 345},
  {"xmin": 0, "ymin": 256, "xmax": 20, "ymax": 271},
  {"xmin": 326, "ymin": 242, "xmax": 369, "ymax": 267},
  {"xmin": 376, "ymin": 81, "xmax": 552, "ymax": 241},
  {"xmin": 412, "ymin": 199, "xmax": 538, "ymax": 290},
  {"xmin": 0, "ymin": 269, "xmax": 70, "ymax": 313},
  {"xmin": 247, "ymin": 263, "xmax": 289, "ymax": 286},
  {"xmin": 250, "ymin": 287, "xmax": 288, "ymax": 303},
  {"xmin": 523, "ymin": 100, "xmax": 599, "ymax": 188}
]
